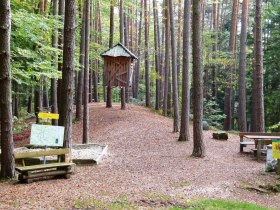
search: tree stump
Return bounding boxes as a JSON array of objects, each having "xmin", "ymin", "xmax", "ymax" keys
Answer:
[{"xmin": 213, "ymin": 131, "xmax": 228, "ymax": 140}]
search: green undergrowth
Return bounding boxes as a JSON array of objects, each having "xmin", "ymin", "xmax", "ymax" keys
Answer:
[{"xmin": 72, "ymin": 197, "xmax": 272, "ymax": 210}]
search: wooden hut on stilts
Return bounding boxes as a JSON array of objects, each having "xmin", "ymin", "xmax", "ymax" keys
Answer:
[{"xmin": 100, "ymin": 43, "xmax": 138, "ymax": 109}]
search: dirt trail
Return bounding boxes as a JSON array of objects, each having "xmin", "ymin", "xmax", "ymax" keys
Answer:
[{"xmin": 0, "ymin": 103, "xmax": 279, "ymax": 209}]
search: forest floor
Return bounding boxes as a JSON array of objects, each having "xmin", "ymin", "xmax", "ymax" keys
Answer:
[{"xmin": 0, "ymin": 103, "xmax": 279, "ymax": 209}]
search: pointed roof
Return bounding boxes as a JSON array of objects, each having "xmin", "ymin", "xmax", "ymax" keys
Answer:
[{"xmin": 100, "ymin": 42, "xmax": 138, "ymax": 59}]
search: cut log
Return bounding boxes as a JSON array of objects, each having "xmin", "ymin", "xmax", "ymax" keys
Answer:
[{"xmin": 213, "ymin": 131, "xmax": 228, "ymax": 140}]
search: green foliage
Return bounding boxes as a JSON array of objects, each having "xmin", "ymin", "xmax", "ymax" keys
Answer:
[
  {"xmin": 11, "ymin": 4, "xmax": 63, "ymax": 85},
  {"xmin": 203, "ymin": 98, "xmax": 226, "ymax": 129},
  {"xmin": 267, "ymin": 123, "xmax": 280, "ymax": 132}
]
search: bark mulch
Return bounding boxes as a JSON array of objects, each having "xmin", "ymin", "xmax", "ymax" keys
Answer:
[{"xmin": 0, "ymin": 103, "xmax": 279, "ymax": 209}]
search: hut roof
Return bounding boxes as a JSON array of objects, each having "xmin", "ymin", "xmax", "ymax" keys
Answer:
[{"xmin": 100, "ymin": 43, "xmax": 138, "ymax": 59}]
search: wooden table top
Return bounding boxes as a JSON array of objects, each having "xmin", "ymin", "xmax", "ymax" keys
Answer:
[{"xmin": 244, "ymin": 135, "xmax": 280, "ymax": 139}]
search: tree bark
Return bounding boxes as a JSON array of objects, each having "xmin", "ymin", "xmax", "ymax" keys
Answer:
[
  {"xmin": 133, "ymin": 0, "xmax": 143, "ymax": 99},
  {"xmin": 252, "ymin": 0, "xmax": 265, "ymax": 132},
  {"xmin": 57, "ymin": 0, "xmax": 65, "ymax": 125},
  {"xmin": 83, "ymin": 0, "xmax": 90, "ymax": 144},
  {"xmin": 109, "ymin": 0, "xmax": 114, "ymax": 48},
  {"xmin": 0, "ymin": 0, "xmax": 15, "ymax": 178},
  {"xmin": 61, "ymin": 0, "xmax": 76, "ymax": 149},
  {"xmin": 192, "ymin": 0, "xmax": 205, "ymax": 157},
  {"xmin": 168, "ymin": 0, "xmax": 179, "ymax": 132},
  {"xmin": 144, "ymin": 0, "xmax": 150, "ymax": 107},
  {"xmin": 176, "ymin": 0, "xmax": 182, "ymax": 96},
  {"xmin": 76, "ymin": 2, "xmax": 86, "ymax": 121},
  {"xmin": 119, "ymin": 0, "xmax": 124, "ymax": 43},
  {"xmin": 238, "ymin": 0, "xmax": 248, "ymax": 132},
  {"xmin": 224, "ymin": 0, "xmax": 238, "ymax": 131},
  {"xmin": 163, "ymin": 0, "xmax": 170, "ymax": 116},
  {"xmin": 178, "ymin": 0, "xmax": 191, "ymax": 141},
  {"xmin": 121, "ymin": 87, "xmax": 126, "ymax": 110},
  {"xmin": 51, "ymin": 0, "xmax": 58, "ymax": 125},
  {"xmin": 153, "ymin": 0, "xmax": 160, "ymax": 110}
]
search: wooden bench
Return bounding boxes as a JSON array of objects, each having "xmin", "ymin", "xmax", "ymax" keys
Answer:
[
  {"xmin": 14, "ymin": 148, "xmax": 75, "ymax": 183},
  {"xmin": 239, "ymin": 132, "xmax": 280, "ymax": 152}
]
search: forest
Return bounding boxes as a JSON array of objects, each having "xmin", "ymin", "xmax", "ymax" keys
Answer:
[{"xmin": 1, "ymin": 0, "xmax": 280, "ymax": 177}]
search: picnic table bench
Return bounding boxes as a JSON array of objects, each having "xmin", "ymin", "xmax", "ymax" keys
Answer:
[
  {"xmin": 239, "ymin": 132, "xmax": 280, "ymax": 161},
  {"xmin": 14, "ymin": 148, "xmax": 75, "ymax": 183}
]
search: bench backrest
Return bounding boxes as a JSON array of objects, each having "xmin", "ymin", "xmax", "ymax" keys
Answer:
[{"xmin": 14, "ymin": 148, "xmax": 69, "ymax": 159}]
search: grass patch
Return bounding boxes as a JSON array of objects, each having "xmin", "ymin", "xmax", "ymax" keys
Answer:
[
  {"xmin": 186, "ymin": 199, "xmax": 272, "ymax": 210},
  {"xmin": 72, "ymin": 197, "xmax": 272, "ymax": 210}
]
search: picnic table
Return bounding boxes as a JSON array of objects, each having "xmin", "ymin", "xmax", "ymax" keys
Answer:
[{"xmin": 244, "ymin": 135, "xmax": 280, "ymax": 161}]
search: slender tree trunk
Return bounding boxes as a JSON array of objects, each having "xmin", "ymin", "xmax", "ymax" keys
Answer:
[
  {"xmin": 57, "ymin": 0, "xmax": 65, "ymax": 125},
  {"xmin": 27, "ymin": 88, "xmax": 33, "ymax": 113},
  {"xmin": 252, "ymin": 0, "xmax": 265, "ymax": 132},
  {"xmin": 121, "ymin": 87, "xmax": 126, "ymax": 110},
  {"xmin": 61, "ymin": 0, "xmax": 76, "ymax": 149},
  {"xmin": 76, "ymin": 2, "xmax": 86, "ymax": 121},
  {"xmin": 43, "ymin": 78, "xmax": 49, "ymax": 108},
  {"xmin": 224, "ymin": 0, "xmax": 238, "ymax": 131},
  {"xmin": 0, "ymin": 0, "xmax": 15, "ymax": 178},
  {"xmin": 51, "ymin": 0, "xmax": 58, "ymax": 125},
  {"xmin": 179, "ymin": 0, "xmax": 191, "ymax": 141},
  {"xmin": 153, "ymin": 0, "xmax": 160, "ymax": 110},
  {"xmin": 83, "ymin": 0, "xmax": 90, "ymax": 144},
  {"xmin": 144, "ymin": 0, "xmax": 150, "ymax": 107},
  {"xmin": 119, "ymin": 0, "xmax": 124, "ymax": 43},
  {"xmin": 192, "ymin": 0, "xmax": 205, "ymax": 157},
  {"xmin": 177, "ymin": 0, "xmax": 182, "ymax": 96},
  {"xmin": 133, "ymin": 0, "xmax": 143, "ymax": 99},
  {"xmin": 238, "ymin": 0, "xmax": 248, "ymax": 132},
  {"xmin": 169, "ymin": 0, "xmax": 179, "ymax": 132},
  {"xmin": 109, "ymin": 0, "xmax": 114, "ymax": 48},
  {"xmin": 163, "ymin": 0, "xmax": 170, "ymax": 116}
]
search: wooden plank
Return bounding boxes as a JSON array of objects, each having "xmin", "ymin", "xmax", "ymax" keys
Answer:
[
  {"xmin": 21, "ymin": 170, "xmax": 73, "ymax": 180},
  {"xmin": 244, "ymin": 135, "xmax": 280, "ymax": 139},
  {"xmin": 240, "ymin": 132, "xmax": 280, "ymax": 137},
  {"xmin": 14, "ymin": 148, "xmax": 70, "ymax": 159},
  {"xmin": 15, "ymin": 162, "xmax": 75, "ymax": 172}
]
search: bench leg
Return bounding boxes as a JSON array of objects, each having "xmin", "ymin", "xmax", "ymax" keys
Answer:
[{"xmin": 240, "ymin": 144, "xmax": 244, "ymax": 152}]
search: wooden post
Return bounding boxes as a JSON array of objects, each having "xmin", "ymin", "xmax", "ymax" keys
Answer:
[
  {"xmin": 121, "ymin": 87, "xmax": 126, "ymax": 110},
  {"xmin": 106, "ymin": 85, "xmax": 112, "ymax": 108}
]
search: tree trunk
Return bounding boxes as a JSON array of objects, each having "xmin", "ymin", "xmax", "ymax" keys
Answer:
[
  {"xmin": 169, "ymin": 0, "xmax": 179, "ymax": 132},
  {"xmin": 133, "ymin": 0, "xmax": 143, "ymax": 99},
  {"xmin": 178, "ymin": 0, "xmax": 191, "ymax": 141},
  {"xmin": 27, "ymin": 88, "xmax": 33, "ymax": 114},
  {"xmin": 51, "ymin": 0, "xmax": 58, "ymax": 125},
  {"xmin": 76, "ymin": 2, "xmax": 86, "ymax": 121},
  {"xmin": 252, "ymin": 0, "xmax": 265, "ymax": 132},
  {"xmin": 61, "ymin": 0, "xmax": 76, "ymax": 149},
  {"xmin": 57, "ymin": 0, "xmax": 65, "ymax": 125},
  {"xmin": 119, "ymin": 0, "xmax": 124, "ymax": 43},
  {"xmin": 144, "ymin": 0, "xmax": 150, "ymax": 107},
  {"xmin": 106, "ymin": 86, "xmax": 112, "ymax": 108},
  {"xmin": 224, "ymin": 0, "xmax": 238, "ymax": 131},
  {"xmin": 153, "ymin": 0, "xmax": 160, "ymax": 110},
  {"xmin": 121, "ymin": 87, "xmax": 126, "ymax": 110},
  {"xmin": 109, "ymin": 0, "xmax": 114, "ymax": 48},
  {"xmin": 163, "ymin": 0, "xmax": 170, "ymax": 116},
  {"xmin": 192, "ymin": 0, "xmax": 205, "ymax": 157},
  {"xmin": 0, "ymin": 0, "xmax": 15, "ymax": 178},
  {"xmin": 176, "ymin": 0, "xmax": 182, "ymax": 96},
  {"xmin": 238, "ymin": 0, "xmax": 248, "ymax": 132},
  {"xmin": 83, "ymin": 0, "xmax": 90, "ymax": 144}
]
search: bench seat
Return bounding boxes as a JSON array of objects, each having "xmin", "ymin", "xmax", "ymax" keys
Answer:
[{"xmin": 16, "ymin": 162, "xmax": 75, "ymax": 173}]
